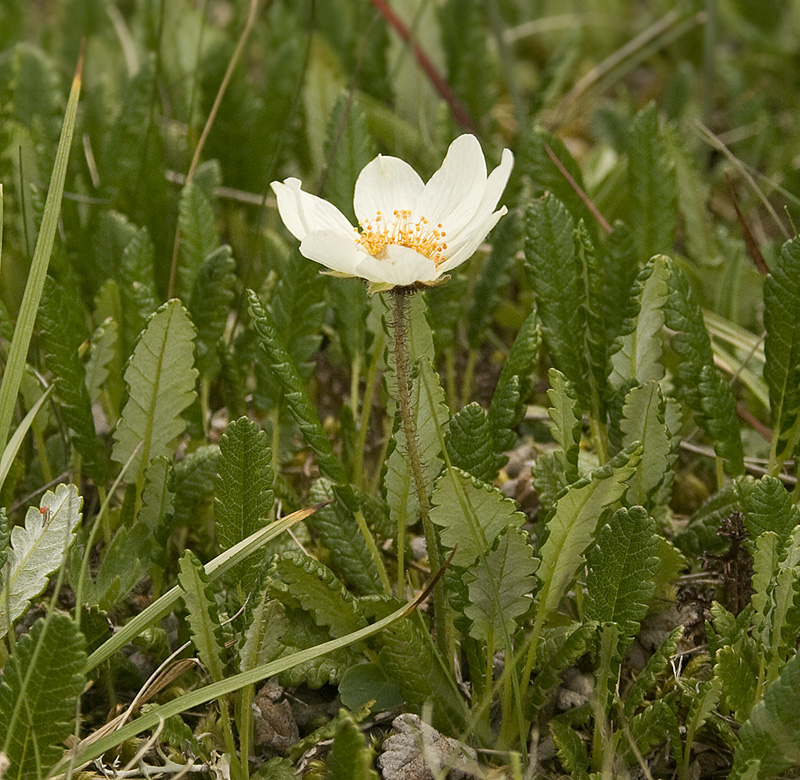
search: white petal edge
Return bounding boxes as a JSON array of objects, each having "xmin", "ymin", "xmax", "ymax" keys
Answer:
[
  {"xmin": 415, "ymin": 134, "xmax": 487, "ymax": 241},
  {"xmin": 298, "ymin": 230, "xmax": 369, "ymax": 276},
  {"xmin": 437, "ymin": 207, "xmax": 507, "ymax": 274},
  {"xmin": 438, "ymin": 147, "xmax": 514, "ymax": 256},
  {"xmin": 271, "ymin": 178, "xmax": 354, "ymax": 241},
  {"xmin": 354, "ymin": 244, "xmax": 439, "ymax": 286},
  {"xmin": 353, "ymin": 155, "xmax": 425, "ymax": 226}
]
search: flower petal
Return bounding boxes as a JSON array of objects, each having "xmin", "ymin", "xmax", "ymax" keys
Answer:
[
  {"xmin": 298, "ymin": 230, "xmax": 368, "ymax": 276},
  {"xmin": 415, "ymin": 134, "xmax": 487, "ymax": 240},
  {"xmin": 353, "ymin": 155, "xmax": 425, "ymax": 225},
  {"xmin": 354, "ymin": 244, "xmax": 439, "ymax": 286},
  {"xmin": 437, "ymin": 207, "xmax": 507, "ymax": 274},
  {"xmin": 272, "ymin": 178, "xmax": 354, "ymax": 241},
  {"xmin": 437, "ymin": 148, "xmax": 514, "ymax": 261}
]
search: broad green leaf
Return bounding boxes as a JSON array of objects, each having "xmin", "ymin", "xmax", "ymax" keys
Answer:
[
  {"xmin": 627, "ymin": 103, "xmax": 677, "ymax": 260},
  {"xmin": 111, "ymin": 300, "xmax": 198, "ymax": 484},
  {"xmin": 270, "ymin": 552, "xmax": 367, "ymax": 640},
  {"xmin": 214, "ymin": 416, "xmax": 274, "ymax": 592},
  {"xmin": 446, "ymin": 403, "xmax": 505, "ymax": 483},
  {"xmin": 536, "ymin": 444, "xmax": 640, "ymax": 615},
  {"xmin": 620, "ymin": 381, "xmax": 672, "ymax": 506},
  {"xmin": 327, "ymin": 711, "xmax": 378, "ymax": 780},
  {"xmin": 189, "ymin": 244, "xmax": 237, "ymax": 377},
  {"xmin": 464, "ymin": 525, "xmax": 538, "ymax": 642},
  {"xmin": 609, "ymin": 254, "xmax": 669, "ymax": 389},
  {"xmin": 715, "ymin": 641, "xmax": 760, "ymax": 722},
  {"xmin": 178, "ymin": 550, "xmax": 227, "ymax": 682},
  {"xmin": 177, "ymin": 180, "xmax": 219, "ymax": 297},
  {"xmin": 338, "ymin": 662, "xmax": 404, "ymax": 712},
  {"xmin": 546, "ymin": 368, "xmax": 581, "ymax": 484},
  {"xmin": 0, "ymin": 483, "xmax": 82, "ymax": 638},
  {"xmin": 584, "ymin": 507, "xmax": 659, "ymax": 639},
  {"xmin": 430, "ymin": 467, "xmax": 526, "ymax": 568},
  {"xmin": 38, "ymin": 276, "xmax": 106, "ymax": 481},
  {"xmin": 524, "ymin": 194, "xmax": 589, "ymax": 405},
  {"xmin": 0, "ymin": 615, "xmax": 86, "ymax": 780},
  {"xmin": 248, "ymin": 289, "xmax": 347, "ymax": 485},
  {"xmin": 763, "ymin": 237, "xmax": 800, "ymax": 469},
  {"xmin": 731, "ymin": 649, "xmax": 800, "ymax": 779},
  {"xmin": 0, "ymin": 65, "xmax": 80, "ymax": 452}
]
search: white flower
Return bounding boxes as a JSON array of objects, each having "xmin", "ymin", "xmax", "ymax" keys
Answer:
[{"xmin": 271, "ymin": 134, "xmax": 514, "ymax": 293}]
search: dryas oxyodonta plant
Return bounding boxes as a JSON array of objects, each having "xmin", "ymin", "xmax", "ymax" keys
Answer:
[{"xmin": 271, "ymin": 134, "xmax": 514, "ymax": 294}]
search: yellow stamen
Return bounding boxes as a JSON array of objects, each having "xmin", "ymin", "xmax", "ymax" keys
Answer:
[{"xmin": 355, "ymin": 209, "xmax": 447, "ymax": 266}]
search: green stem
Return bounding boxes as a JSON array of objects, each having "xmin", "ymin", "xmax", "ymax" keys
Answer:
[
  {"xmin": 589, "ymin": 414, "xmax": 609, "ymax": 466},
  {"xmin": 352, "ymin": 334, "xmax": 384, "ymax": 489},
  {"xmin": 390, "ymin": 289, "xmax": 450, "ymax": 662},
  {"xmin": 445, "ymin": 347, "xmax": 458, "ymax": 411}
]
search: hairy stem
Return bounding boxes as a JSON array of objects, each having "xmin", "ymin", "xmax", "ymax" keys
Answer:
[{"xmin": 391, "ymin": 289, "xmax": 450, "ymax": 661}]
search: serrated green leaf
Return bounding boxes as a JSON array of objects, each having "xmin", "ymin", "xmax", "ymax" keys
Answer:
[
  {"xmin": 764, "ymin": 237, "xmax": 800, "ymax": 469},
  {"xmin": 446, "ymin": 403, "xmax": 505, "ymax": 483},
  {"xmin": 0, "ymin": 614, "xmax": 86, "ymax": 780},
  {"xmin": 628, "ymin": 103, "xmax": 677, "ymax": 260},
  {"xmin": 90, "ymin": 521, "xmax": 155, "ymax": 612},
  {"xmin": 119, "ymin": 226, "xmax": 159, "ymax": 354},
  {"xmin": 378, "ymin": 617, "xmax": 468, "ymax": 735},
  {"xmin": 178, "ymin": 180, "xmax": 219, "ymax": 297},
  {"xmin": 178, "ymin": 549, "xmax": 227, "ymax": 681},
  {"xmin": 550, "ymin": 718, "xmax": 589, "ymax": 779},
  {"xmin": 536, "ymin": 444, "xmax": 640, "ymax": 615},
  {"xmin": 620, "ymin": 381, "xmax": 672, "ymax": 505},
  {"xmin": 609, "ymin": 254, "xmax": 669, "ymax": 390},
  {"xmin": 464, "ymin": 525, "xmax": 538, "ymax": 642},
  {"xmin": 111, "ymin": 300, "xmax": 198, "ymax": 484},
  {"xmin": 597, "ymin": 221, "xmax": 639, "ymax": 348},
  {"xmin": 524, "ymin": 194, "xmax": 589, "ymax": 405},
  {"xmin": 171, "ymin": 445, "xmax": 219, "ymax": 527},
  {"xmin": 326, "ymin": 711, "xmax": 378, "ymax": 780},
  {"xmin": 624, "ymin": 699, "xmax": 678, "ymax": 766},
  {"xmin": 430, "ymin": 467, "xmax": 526, "ymax": 568},
  {"xmin": 715, "ymin": 641, "xmax": 759, "ymax": 722},
  {"xmin": 189, "ymin": 244, "xmax": 237, "ymax": 377},
  {"xmin": 699, "ymin": 364, "xmax": 745, "ymax": 474},
  {"xmin": 743, "ymin": 475, "xmax": 800, "ymax": 545},
  {"xmin": 728, "ymin": 648, "xmax": 800, "ymax": 779},
  {"xmin": 85, "ymin": 315, "xmax": 121, "ymax": 418},
  {"xmin": 270, "ymin": 552, "xmax": 366, "ymax": 640},
  {"xmin": 139, "ymin": 455, "xmax": 173, "ymax": 534},
  {"xmin": 546, "ymin": 368, "xmax": 581, "ymax": 483},
  {"xmin": 239, "ymin": 594, "xmax": 284, "ymax": 673},
  {"xmin": 248, "ymin": 289, "xmax": 347, "ymax": 485},
  {"xmin": 38, "ymin": 277, "xmax": 106, "ymax": 481},
  {"xmin": 664, "ymin": 258, "xmax": 742, "ymax": 474},
  {"xmin": 585, "ymin": 507, "xmax": 659, "ymax": 640},
  {"xmin": 307, "ymin": 479, "xmax": 383, "ymax": 596},
  {"xmin": 0, "ymin": 509, "xmax": 8, "ymax": 572},
  {"xmin": 0, "ymin": 483, "xmax": 82, "ymax": 638},
  {"xmin": 624, "ymin": 625, "xmax": 683, "ymax": 716},
  {"xmin": 214, "ymin": 416, "xmax": 273, "ymax": 592}
]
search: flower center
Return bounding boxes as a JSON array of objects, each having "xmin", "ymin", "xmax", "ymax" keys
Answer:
[{"xmin": 355, "ymin": 210, "xmax": 448, "ymax": 266}]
